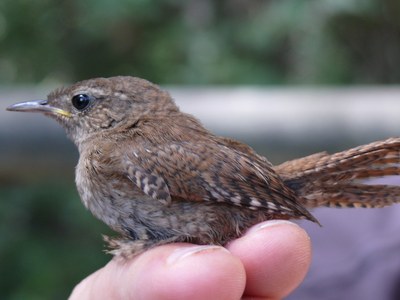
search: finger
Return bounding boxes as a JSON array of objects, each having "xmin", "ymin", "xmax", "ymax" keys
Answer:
[
  {"xmin": 227, "ymin": 220, "xmax": 311, "ymax": 299},
  {"xmin": 70, "ymin": 243, "xmax": 246, "ymax": 300}
]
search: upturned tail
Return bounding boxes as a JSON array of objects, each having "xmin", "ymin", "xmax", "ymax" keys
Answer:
[{"xmin": 275, "ymin": 137, "xmax": 400, "ymax": 209}]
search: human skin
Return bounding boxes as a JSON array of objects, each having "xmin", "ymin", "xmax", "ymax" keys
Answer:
[{"xmin": 69, "ymin": 220, "xmax": 311, "ymax": 300}]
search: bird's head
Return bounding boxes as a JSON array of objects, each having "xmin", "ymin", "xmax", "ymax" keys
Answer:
[{"xmin": 7, "ymin": 76, "xmax": 179, "ymax": 146}]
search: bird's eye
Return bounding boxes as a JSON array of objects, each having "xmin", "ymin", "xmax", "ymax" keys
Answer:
[{"xmin": 72, "ymin": 94, "xmax": 91, "ymax": 111}]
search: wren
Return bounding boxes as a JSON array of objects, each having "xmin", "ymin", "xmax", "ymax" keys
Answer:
[{"xmin": 7, "ymin": 76, "xmax": 400, "ymax": 258}]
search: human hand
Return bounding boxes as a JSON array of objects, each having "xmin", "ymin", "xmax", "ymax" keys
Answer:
[{"xmin": 69, "ymin": 220, "xmax": 311, "ymax": 300}]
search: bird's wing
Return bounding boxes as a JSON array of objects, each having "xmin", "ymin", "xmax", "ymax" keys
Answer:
[
  {"xmin": 123, "ymin": 141, "xmax": 317, "ymax": 222},
  {"xmin": 126, "ymin": 164, "xmax": 172, "ymax": 206}
]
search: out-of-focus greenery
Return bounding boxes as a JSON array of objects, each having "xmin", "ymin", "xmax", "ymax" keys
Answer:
[
  {"xmin": 1, "ymin": 0, "xmax": 400, "ymax": 85},
  {"xmin": 0, "ymin": 181, "xmax": 112, "ymax": 300},
  {"xmin": 1, "ymin": 1, "xmax": 400, "ymax": 299}
]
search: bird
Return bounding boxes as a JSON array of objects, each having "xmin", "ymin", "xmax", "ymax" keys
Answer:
[{"xmin": 7, "ymin": 76, "xmax": 400, "ymax": 258}]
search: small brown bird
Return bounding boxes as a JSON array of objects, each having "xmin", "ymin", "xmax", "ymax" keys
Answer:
[{"xmin": 7, "ymin": 76, "xmax": 400, "ymax": 258}]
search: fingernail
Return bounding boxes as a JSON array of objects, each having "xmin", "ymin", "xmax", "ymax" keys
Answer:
[
  {"xmin": 246, "ymin": 220, "xmax": 300, "ymax": 235},
  {"xmin": 167, "ymin": 245, "xmax": 228, "ymax": 265}
]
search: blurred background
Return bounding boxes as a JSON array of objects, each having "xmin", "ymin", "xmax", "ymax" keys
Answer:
[{"xmin": 1, "ymin": 0, "xmax": 400, "ymax": 299}]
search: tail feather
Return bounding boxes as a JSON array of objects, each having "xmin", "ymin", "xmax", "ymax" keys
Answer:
[
  {"xmin": 275, "ymin": 137, "xmax": 400, "ymax": 209},
  {"xmin": 299, "ymin": 184, "xmax": 400, "ymax": 208}
]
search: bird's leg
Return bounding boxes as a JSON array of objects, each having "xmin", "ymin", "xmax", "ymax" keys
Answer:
[{"xmin": 103, "ymin": 235, "xmax": 187, "ymax": 259}]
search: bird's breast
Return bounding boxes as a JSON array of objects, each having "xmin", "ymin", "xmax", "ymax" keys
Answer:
[{"xmin": 75, "ymin": 155, "xmax": 129, "ymax": 230}]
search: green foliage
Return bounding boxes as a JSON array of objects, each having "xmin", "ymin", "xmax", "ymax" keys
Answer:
[
  {"xmin": 0, "ymin": 182, "xmax": 110, "ymax": 299},
  {"xmin": 0, "ymin": 0, "xmax": 399, "ymax": 84}
]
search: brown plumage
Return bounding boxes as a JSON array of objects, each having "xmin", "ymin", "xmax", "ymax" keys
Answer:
[
  {"xmin": 276, "ymin": 138, "xmax": 400, "ymax": 208},
  {"xmin": 7, "ymin": 76, "xmax": 400, "ymax": 258}
]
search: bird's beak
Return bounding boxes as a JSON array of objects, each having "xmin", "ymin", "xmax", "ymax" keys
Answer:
[{"xmin": 6, "ymin": 100, "xmax": 72, "ymax": 118}]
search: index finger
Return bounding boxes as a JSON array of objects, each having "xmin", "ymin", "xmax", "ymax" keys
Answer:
[{"xmin": 227, "ymin": 220, "xmax": 312, "ymax": 299}]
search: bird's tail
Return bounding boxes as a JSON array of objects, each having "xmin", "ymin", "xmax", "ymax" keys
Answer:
[{"xmin": 274, "ymin": 138, "xmax": 400, "ymax": 209}]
